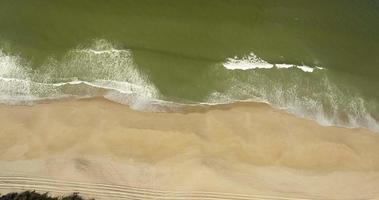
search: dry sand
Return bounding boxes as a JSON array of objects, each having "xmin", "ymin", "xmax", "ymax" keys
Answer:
[{"xmin": 0, "ymin": 98, "xmax": 379, "ymax": 199}]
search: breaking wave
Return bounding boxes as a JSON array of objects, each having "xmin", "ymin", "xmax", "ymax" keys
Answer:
[
  {"xmin": 223, "ymin": 53, "xmax": 324, "ymax": 72},
  {"xmin": 0, "ymin": 40, "xmax": 160, "ymax": 110},
  {"xmin": 0, "ymin": 41, "xmax": 378, "ymax": 132},
  {"xmin": 208, "ymin": 53, "xmax": 378, "ymax": 132}
]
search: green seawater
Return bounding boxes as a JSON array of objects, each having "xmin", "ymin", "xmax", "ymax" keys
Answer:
[{"xmin": 0, "ymin": 0, "xmax": 378, "ymax": 131}]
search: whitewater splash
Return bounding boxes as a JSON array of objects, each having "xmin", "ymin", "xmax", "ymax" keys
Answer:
[
  {"xmin": 223, "ymin": 53, "xmax": 323, "ymax": 72},
  {"xmin": 0, "ymin": 40, "xmax": 160, "ymax": 110},
  {"xmin": 0, "ymin": 43, "xmax": 378, "ymax": 132},
  {"xmin": 209, "ymin": 53, "xmax": 379, "ymax": 132}
]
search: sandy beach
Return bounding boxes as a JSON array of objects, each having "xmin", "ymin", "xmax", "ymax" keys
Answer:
[{"xmin": 0, "ymin": 98, "xmax": 379, "ymax": 199}]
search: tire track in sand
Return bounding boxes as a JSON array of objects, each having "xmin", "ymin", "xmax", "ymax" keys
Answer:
[{"xmin": 0, "ymin": 176, "xmax": 332, "ymax": 200}]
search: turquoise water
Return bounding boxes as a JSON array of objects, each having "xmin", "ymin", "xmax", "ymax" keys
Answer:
[{"xmin": 0, "ymin": 0, "xmax": 378, "ymax": 131}]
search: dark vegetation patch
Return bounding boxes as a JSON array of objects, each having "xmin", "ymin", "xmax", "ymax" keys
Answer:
[{"xmin": 0, "ymin": 191, "xmax": 93, "ymax": 200}]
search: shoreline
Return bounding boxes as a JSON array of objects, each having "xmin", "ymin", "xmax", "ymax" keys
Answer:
[
  {"xmin": 0, "ymin": 97, "xmax": 379, "ymax": 199},
  {"xmin": 3, "ymin": 96, "xmax": 378, "ymax": 133}
]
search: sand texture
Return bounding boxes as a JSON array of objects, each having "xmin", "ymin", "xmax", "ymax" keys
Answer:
[{"xmin": 0, "ymin": 98, "xmax": 379, "ymax": 199}]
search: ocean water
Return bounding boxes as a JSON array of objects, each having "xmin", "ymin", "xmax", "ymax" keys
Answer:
[{"xmin": 0, "ymin": 0, "xmax": 378, "ymax": 131}]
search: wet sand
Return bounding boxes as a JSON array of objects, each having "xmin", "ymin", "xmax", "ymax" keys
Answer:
[{"xmin": 0, "ymin": 98, "xmax": 379, "ymax": 199}]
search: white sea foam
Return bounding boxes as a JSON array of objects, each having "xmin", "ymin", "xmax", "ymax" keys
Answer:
[
  {"xmin": 0, "ymin": 50, "xmax": 30, "ymax": 78},
  {"xmin": 223, "ymin": 53, "xmax": 323, "ymax": 72},
  {"xmin": 0, "ymin": 44, "xmax": 377, "ymax": 132},
  {"xmin": 73, "ymin": 49, "xmax": 127, "ymax": 55},
  {"xmin": 0, "ymin": 40, "xmax": 160, "ymax": 109},
  {"xmin": 0, "ymin": 50, "xmax": 36, "ymax": 103},
  {"xmin": 206, "ymin": 67, "xmax": 379, "ymax": 132},
  {"xmin": 223, "ymin": 53, "xmax": 273, "ymax": 70},
  {"xmin": 62, "ymin": 41, "xmax": 160, "ymax": 106}
]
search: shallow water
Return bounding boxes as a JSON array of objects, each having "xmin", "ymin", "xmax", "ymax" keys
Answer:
[{"xmin": 0, "ymin": 0, "xmax": 378, "ymax": 131}]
